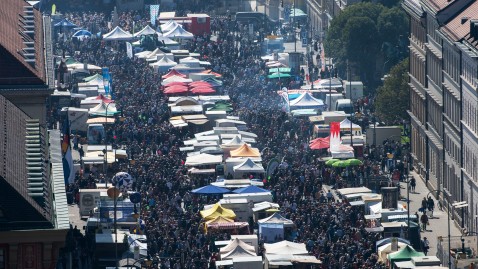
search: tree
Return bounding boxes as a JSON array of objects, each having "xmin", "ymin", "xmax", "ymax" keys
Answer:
[
  {"xmin": 324, "ymin": 2, "xmax": 409, "ymax": 85},
  {"xmin": 375, "ymin": 58, "xmax": 409, "ymax": 124}
]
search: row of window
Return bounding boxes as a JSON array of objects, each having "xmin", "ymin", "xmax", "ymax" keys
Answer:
[
  {"xmin": 410, "ymin": 50, "xmax": 426, "ymax": 86},
  {"xmin": 463, "ymin": 56, "xmax": 478, "ymax": 89},
  {"xmin": 462, "ymin": 91, "xmax": 478, "ymax": 135},
  {"xmin": 411, "ymin": 127, "xmax": 427, "ymax": 168},
  {"xmin": 427, "ymin": 99, "xmax": 443, "ymax": 137},
  {"xmin": 443, "ymin": 90, "xmax": 460, "ymax": 128},
  {"xmin": 444, "ymin": 133, "xmax": 460, "ymax": 165},
  {"xmin": 410, "ymin": 90, "xmax": 425, "ymax": 124},
  {"xmin": 443, "ymin": 43, "xmax": 460, "ymax": 82},
  {"xmin": 427, "ymin": 53, "xmax": 442, "ymax": 88},
  {"xmin": 463, "ymin": 141, "xmax": 478, "ymax": 182}
]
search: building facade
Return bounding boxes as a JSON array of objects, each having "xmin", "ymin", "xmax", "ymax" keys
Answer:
[
  {"xmin": 0, "ymin": 0, "xmax": 69, "ymax": 268},
  {"xmin": 403, "ymin": 0, "xmax": 478, "ymax": 230}
]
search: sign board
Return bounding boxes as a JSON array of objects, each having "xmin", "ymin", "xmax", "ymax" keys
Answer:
[{"xmin": 302, "ymin": 38, "xmax": 307, "ymax": 47}]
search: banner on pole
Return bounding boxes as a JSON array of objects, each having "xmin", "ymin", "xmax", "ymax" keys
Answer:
[
  {"xmin": 150, "ymin": 5, "xmax": 160, "ymax": 26},
  {"xmin": 126, "ymin": 42, "xmax": 133, "ymax": 58}
]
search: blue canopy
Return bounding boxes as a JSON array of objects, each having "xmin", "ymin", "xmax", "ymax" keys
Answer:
[
  {"xmin": 73, "ymin": 30, "xmax": 92, "ymax": 37},
  {"xmin": 54, "ymin": 19, "xmax": 77, "ymax": 28},
  {"xmin": 233, "ymin": 185, "xmax": 270, "ymax": 194},
  {"xmin": 191, "ymin": 185, "xmax": 230, "ymax": 195}
]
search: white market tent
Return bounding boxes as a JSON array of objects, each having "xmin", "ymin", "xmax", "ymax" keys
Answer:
[
  {"xmin": 289, "ymin": 92, "xmax": 326, "ymax": 111},
  {"xmin": 160, "ymin": 20, "xmax": 182, "ymax": 33},
  {"xmin": 67, "ymin": 63, "xmax": 102, "ymax": 71},
  {"xmin": 133, "ymin": 25, "xmax": 157, "ymax": 37},
  {"xmin": 89, "ymin": 102, "xmax": 118, "ymax": 116},
  {"xmin": 161, "ymin": 75, "xmax": 193, "ymax": 85},
  {"xmin": 220, "ymin": 238, "xmax": 255, "ymax": 254},
  {"xmin": 339, "ymin": 118, "xmax": 362, "ymax": 135},
  {"xmin": 258, "ymin": 213, "xmax": 294, "ymax": 227},
  {"xmin": 135, "ymin": 50, "xmax": 152, "ymax": 58},
  {"xmin": 103, "ymin": 26, "xmax": 133, "ymax": 41},
  {"xmin": 164, "ymin": 25, "xmax": 194, "ymax": 39},
  {"xmin": 150, "ymin": 57, "xmax": 177, "ymax": 72},
  {"xmin": 264, "ymin": 241, "xmax": 308, "ymax": 255},
  {"xmin": 221, "ymin": 243, "xmax": 257, "ymax": 260},
  {"xmin": 233, "ymin": 158, "xmax": 265, "ymax": 176},
  {"xmin": 185, "ymin": 153, "xmax": 223, "ymax": 166},
  {"xmin": 157, "ymin": 35, "xmax": 180, "ymax": 46}
]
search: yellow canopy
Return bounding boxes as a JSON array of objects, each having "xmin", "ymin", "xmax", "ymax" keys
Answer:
[
  {"xmin": 204, "ymin": 215, "xmax": 234, "ymax": 233},
  {"xmin": 206, "ymin": 215, "xmax": 234, "ymax": 225},
  {"xmin": 229, "ymin": 144, "xmax": 261, "ymax": 158},
  {"xmin": 200, "ymin": 203, "xmax": 236, "ymax": 220}
]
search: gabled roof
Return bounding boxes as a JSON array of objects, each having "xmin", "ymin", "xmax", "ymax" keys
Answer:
[
  {"xmin": 0, "ymin": 0, "xmax": 46, "ymax": 86},
  {"xmin": 103, "ymin": 26, "xmax": 133, "ymax": 41},
  {"xmin": 229, "ymin": 144, "xmax": 261, "ymax": 158},
  {"xmin": 133, "ymin": 25, "xmax": 158, "ymax": 37},
  {"xmin": 289, "ymin": 92, "xmax": 325, "ymax": 107},
  {"xmin": 440, "ymin": 1, "xmax": 478, "ymax": 41},
  {"xmin": 258, "ymin": 212, "xmax": 294, "ymax": 227}
]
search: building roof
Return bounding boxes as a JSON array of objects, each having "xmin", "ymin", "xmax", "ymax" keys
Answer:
[
  {"xmin": 0, "ymin": 94, "xmax": 52, "ymax": 231},
  {"xmin": 421, "ymin": 0, "xmax": 454, "ymax": 13},
  {"xmin": 0, "ymin": 0, "xmax": 46, "ymax": 86},
  {"xmin": 441, "ymin": 1, "xmax": 478, "ymax": 41}
]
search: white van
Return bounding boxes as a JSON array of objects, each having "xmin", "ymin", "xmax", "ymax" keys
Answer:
[
  {"xmin": 325, "ymin": 93, "xmax": 344, "ymax": 111},
  {"xmin": 335, "ymin": 99, "xmax": 354, "ymax": 114}
]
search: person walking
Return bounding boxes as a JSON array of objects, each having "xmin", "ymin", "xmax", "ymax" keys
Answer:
[
  {"xmin": 421, "ymin": 213, "xmax": 429, "ymax": 232},
  {"xmin": 421, "ymin": 237, "xmax": 430, "ymax": 255},
  {"xmin": 427, "ymin": 196, "xmax": 435, "ymax": 217},
  {"xmin": 410, "ymin": 177, "xmax": 416, "ymax": 192},
  {"xmin": 421, "ymin": 197, "xmax": 428, "ymax": 214}
]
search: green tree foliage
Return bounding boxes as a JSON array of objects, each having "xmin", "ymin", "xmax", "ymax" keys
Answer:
[
  {"xmin": 324, "ymin": 2, "xmax": 409, "ymax": 85},
  {"xmin": 375, "ymin": 58, "xmax": 409, "ymax": 124}
]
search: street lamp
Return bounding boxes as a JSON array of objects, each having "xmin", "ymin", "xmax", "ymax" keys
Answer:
[
  {"xmin": 103, "ymin": 101, "xmax": 115, "ymax": 188},
  {"xmin": 445, "ymin": 189, "xmax": 468, "ymax": 269}
]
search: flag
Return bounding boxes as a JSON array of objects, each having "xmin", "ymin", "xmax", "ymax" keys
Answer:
[
  {"xmin": 62, "ymin": 117, "xmax": 74, "ymax": 185},
  {"xmin": 102, "ymin": 68, "xmax": 110, "ymax": 96},
  {"xmin": 150, "ymin": 5, "xmax": 160, "ymax": 26},
  {"xmin": 51, "ymin": 4, "xmax": 56, "ymax": 15},
  {"xmin": 126, "ymin": 42, "xmax": 133, "ymax": 58},
  {"xmin": 329, "ymin": 122, "xmax": 341, "ymax": 151}
]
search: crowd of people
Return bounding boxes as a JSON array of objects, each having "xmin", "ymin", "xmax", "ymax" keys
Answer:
[{"xmin": 54, "ymin": 8, "xmax": 414, "ymax": 269}]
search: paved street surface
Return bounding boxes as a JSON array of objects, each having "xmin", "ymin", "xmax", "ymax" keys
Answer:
[{"xmin": 407, "ymin": 171, "xmax": 461, "ymax": 256}]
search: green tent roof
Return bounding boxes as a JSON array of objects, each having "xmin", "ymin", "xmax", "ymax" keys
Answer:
[
  {"xmin": 269, "ymin": 67, "xmax": 291, "ymax": 73},
  {"xmin": 207, "ymin": 102, "xmax": 233, "ymax": 112},
  {"xmin": 84, "ymin": 73, "xmax": 104, "ymax": 82},
  {"xmin": 388, "ymin": 245, "xmax": 424, "ymax": 264},
  {"xmin": 268, "ymin": 72, "xmax": 291, "ymax": 79},
  {"xmin": 289, "ymin": 8, "xmax": 307, "ymax": 17}
]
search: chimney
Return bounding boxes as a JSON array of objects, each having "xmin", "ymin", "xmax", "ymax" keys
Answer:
[
  {"xmin": 471, "ymin": 20, "xmax": 478, "ymax": 39},
  {"xmin": 461, "ymin": 17, "xmax": 470, "ymax": 25}
]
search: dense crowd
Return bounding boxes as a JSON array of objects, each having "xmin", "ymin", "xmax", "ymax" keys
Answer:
[{"xmin": 54, "ymin": 9, "xmax": 414, "ymax": 269}]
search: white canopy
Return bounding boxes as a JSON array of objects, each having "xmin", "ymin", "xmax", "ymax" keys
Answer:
[
  {"xmin": 253, "ymin": 202, "xmax": 280, "ymax": 212},
  {"xmin": 289, "ymin": 92, "xmax": 326, "ymax": 110},
  {"xmin": 339, "ymin": 118, "xmax": 362, "ymax": 131},
  {"xmin": 221, "ymin": 241, "xmax": 257, "ymax": 260},
  {"xmin": 103, "ymin": 26, "xmax": 133, "ymax": 41},
  {"xmin": 135, "ymin": 50, "xmax": 152, "ymax": 58},
  {"xmin": 67, "ymin": 63, "xmax": 102, "ymax": 71},
  {"xmin": 330, "ymin": 144, "xmax": 355, "ymax": 159},
  {"xmin": 150, "ymin": 56, "xmax": 177, "ymax": 67},
  {"xmin": 185, "ymin": 153, "xmax": 223, "ymax": 166},
  {"xmin": 179, "ymin": 56, "xmax": 200, "ymax": 63},
  {"xmin": 157, "ymin": 35, "xmax": 180, "ymax": 45},
  {"xmin": 160, "ymin": 20, "xmax": 182, "ymax": 33},
  {"xmin": 233, "ymin": 158, "xmax": 265, "ymax": 173},
  {"xmin": 258, "ymin": 213, "xmax": 294, "ymax": 227},
  {"xmin": 134, "ymin": 25, "xmax": 158, "ymax": 37},
  {"xmin": 164, "ymin": 25, "xmax": 194, "ymax": 39},
  {"xmin": 220, "ymin": 238, "xmax": 255, "ymax": 254},
  {"xmin": 89, "ymin": 102, "xmax": 117, "ymax": 116},
  {"xmin": 264, "ymin": 241, "xmax": 308, "ymax": 255},
  {"xmin": 162, "ymin": 75, "xmax": 192, "ymax": 84}
]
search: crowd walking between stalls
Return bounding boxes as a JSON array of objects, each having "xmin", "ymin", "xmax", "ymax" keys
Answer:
[{"xmin": 52, "ymin": 9, "xmax": 428, "ymax": 269}]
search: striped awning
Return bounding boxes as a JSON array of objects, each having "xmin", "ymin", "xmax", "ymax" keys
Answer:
[{"xmin": 207, "ymin": 222, "xmax": 249, "ymax": 230}]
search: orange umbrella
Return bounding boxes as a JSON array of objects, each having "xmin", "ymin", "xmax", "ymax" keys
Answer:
[
  {"xmin": 162, "ymin": 69, "xmax": 187, "ymax": 79},
  {"xmin": 190, "ymin": 87, "xmax": 216, "ymax": 94},
  {"xmin": 164, "ymin": 86, "xmax": 189, "ymax": 94},
  {"xmin": 309, "ymin": 137, "xmax": 330, "ymax": 150}
]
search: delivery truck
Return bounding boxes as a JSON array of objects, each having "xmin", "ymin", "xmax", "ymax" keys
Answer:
[{"xmin": 343, "ymin": 81, "xmax": 364, "ymax": 101}]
